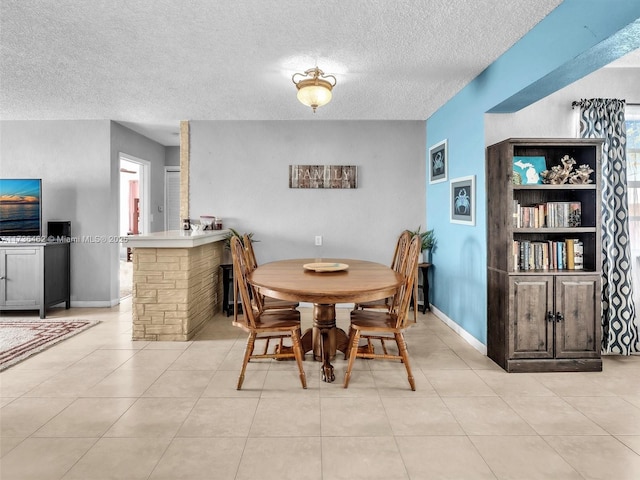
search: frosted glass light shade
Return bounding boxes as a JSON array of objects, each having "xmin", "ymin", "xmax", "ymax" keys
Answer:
[{"xmin": 296, "ymin": 83, "xmax": 333, "ymax": 111}]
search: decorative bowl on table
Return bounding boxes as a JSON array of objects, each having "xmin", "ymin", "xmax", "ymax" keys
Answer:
[
  {"xmin": 303, "ymin": 262, "xmax": 349, "ymax": 272},
  {"xmin": 200, "ymin": 216, "xmax": 216, "ymax": 230}
]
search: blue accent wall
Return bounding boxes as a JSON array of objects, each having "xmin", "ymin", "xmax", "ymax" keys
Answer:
[{"xmin": 426, "ymin": 0, "xmax": 640, "ymax": 345}]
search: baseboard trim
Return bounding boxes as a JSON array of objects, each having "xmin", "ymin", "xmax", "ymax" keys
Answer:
[
  {"xmin": 70, "ymin": 300, "xmax": 119, "ymax": 308},
  {"xmin": 429, "ymin": 305, "xmax": 487, "ymax": 355}
]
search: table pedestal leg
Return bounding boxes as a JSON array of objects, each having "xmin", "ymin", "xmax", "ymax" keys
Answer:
[{"xmin": 300, "ymin": 303, "xmax": 349, "ymax": 383}]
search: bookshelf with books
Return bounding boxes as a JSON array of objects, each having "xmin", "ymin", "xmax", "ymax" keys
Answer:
[
  {"xmin": 486, "ymin": 138, "xmax": 603, "ymax": 373},
  {"xmin": 513, "ymin": 238, "xmax": 583, "ymax": 271}
]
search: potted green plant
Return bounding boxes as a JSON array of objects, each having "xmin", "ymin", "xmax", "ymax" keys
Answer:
[
  {"xmin": 223, "ymin": 228, "xmax": 256, "ymax": 249},
  {"xmin": 223, "ymin": 228, "xmax": 257, "ymax": 263},
  {"xmin": 409, "ymin": 226, "xmax": 436, "ymax": 263}
]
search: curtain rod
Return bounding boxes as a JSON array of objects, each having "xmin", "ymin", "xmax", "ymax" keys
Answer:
[{"xmin": 571, "ymin": 100, "xmax": 639, "ymax": 108}]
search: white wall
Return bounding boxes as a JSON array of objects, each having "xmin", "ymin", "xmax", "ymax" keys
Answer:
[
  {"xmin": 189, "ymin": 120, "xmax": 426, "ymax": 264},
  {"xmin": 486, "ymin": 68, "xmax": 640, "ymax": 144}
]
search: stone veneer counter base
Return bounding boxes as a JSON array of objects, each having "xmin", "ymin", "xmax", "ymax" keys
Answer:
[{"xmin": 125, "ymin": 230, "xmax": 228, "ymax": 341}]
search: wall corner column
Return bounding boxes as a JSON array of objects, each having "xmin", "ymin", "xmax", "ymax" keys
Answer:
[{"xmin": 179, "ymin": 120, "xmax": 190, "ymax": 222}]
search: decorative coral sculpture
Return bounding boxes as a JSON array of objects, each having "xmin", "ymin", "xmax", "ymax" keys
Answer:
[
  {"xmin": 569, "ymin": 164, "xmax": 594, "ymax": 184},
  {"xmin": 561, "ymin": 155, "xmax": 576, "ymax": 170},
  {"xmin": 541, "ymin": 155, "xmax": 577, "ymax": 185}
]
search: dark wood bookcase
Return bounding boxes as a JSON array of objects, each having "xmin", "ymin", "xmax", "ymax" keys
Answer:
[{"xmin": 486, "ymin": 138, "xmax": 603, "ymax": 372}]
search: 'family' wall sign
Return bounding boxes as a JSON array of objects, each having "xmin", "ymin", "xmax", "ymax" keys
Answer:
[{"xmin": 289, "ymin": 165, "xmax": 358, "ymax": 189}]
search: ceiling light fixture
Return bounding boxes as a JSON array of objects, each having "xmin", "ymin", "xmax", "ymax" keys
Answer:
[{"xmin": 292, "ymin": 67, "xmax": 336, "ymax": 113}]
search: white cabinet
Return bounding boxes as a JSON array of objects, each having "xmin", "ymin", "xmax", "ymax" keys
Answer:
[
  {"xmin": 0, "ymin": 246, "xmax": 41, "ymax": 307},
  {"xmin": 0, "ymin": 242, "xmax": 70, "ymax": 318}
]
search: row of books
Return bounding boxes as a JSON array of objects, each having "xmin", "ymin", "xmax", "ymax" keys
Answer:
[
  {"xmin": 512, "ymin": 201, "xmax": 581, "ymax": 228},
  {"xmin": 513, "ymin": 239, "xmax": 584, "ymax": 271}
]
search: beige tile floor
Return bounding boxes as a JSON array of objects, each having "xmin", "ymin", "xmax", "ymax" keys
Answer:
[{"xmin": 1, "ymin": 300, "xmax": 639, "ymax": 479}]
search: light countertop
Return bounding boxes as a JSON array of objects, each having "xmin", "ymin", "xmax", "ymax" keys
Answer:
[{"xmin": 122, "ymin": 229, "xmax": 229, "ymax": 248}]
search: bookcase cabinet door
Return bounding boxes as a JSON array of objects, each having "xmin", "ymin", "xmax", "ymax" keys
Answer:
[
  {"xmin": 555, "ymin": 275, "xmax": 601, "ymax": 359},
  {"xmin": 506, "ymin": 274, "xmax": 601, "ymax": 371},
  {"xmin": 509, "ymin": 276, "xmax": 554, "ymax": 359}
]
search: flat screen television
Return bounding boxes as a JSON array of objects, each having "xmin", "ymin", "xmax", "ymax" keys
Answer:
[{"xmin": 0, "ymin": 178, "xmax": 42, "ymax": 237}]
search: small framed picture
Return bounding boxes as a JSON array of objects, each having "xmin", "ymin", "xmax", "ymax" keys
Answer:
[
  {"xmin": 450, "ymin": 175, "xmax": 475, "ymax": 226},
  {"xmin": 429, "ymin": 139, "xmax": 448, "ymax": 184}
]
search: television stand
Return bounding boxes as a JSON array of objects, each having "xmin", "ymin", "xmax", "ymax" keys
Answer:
[{"xmin": 0, "ymin": 241, "xmax": 71, "ymax": 318}]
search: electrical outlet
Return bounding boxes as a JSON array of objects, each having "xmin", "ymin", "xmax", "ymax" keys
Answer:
[{"xmin": 315, "ymin": 235, "xmax": 322, "ymax": 246}]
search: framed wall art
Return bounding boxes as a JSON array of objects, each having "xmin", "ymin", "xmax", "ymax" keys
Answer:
[
  {"xmin": 428, "ymin": 139, "xmax": 448, "ymax": 184},
  {"xmin": 450, "ymin": 175, "xmax": 475, "ymax": 226},
  {"xmin": 289, "ymin": 165, "xmax": 357, "ymax": 189}
]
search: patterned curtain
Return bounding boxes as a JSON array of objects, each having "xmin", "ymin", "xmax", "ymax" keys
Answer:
[{"xmin": 578, "ymin": 98, "xmax": 639, "ymax": 354}]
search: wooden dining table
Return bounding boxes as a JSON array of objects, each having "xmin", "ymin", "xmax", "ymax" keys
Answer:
[{"xmin": 248, "ymin": 258, "xmax": 403, "ymax": 382}]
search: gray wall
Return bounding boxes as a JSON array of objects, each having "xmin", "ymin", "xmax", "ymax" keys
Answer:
[
  {"xmin": 1, "ymin": 120, "xmax": 113, "ymax": 303},
  {"xmin": 1, "ymin": 118, "xmax": 424, "ymax": 305},
  {"xmin": 111, "ymin": 121, "xmax": 167, "ymax": 234},
  {"xmin": 165, "ymin": 146, "xmax": 180, "ymax": 166},
  {"xmin": 110, "ymin": 121, "xmax": 168, "ymax": 302},
  {"xmin": 1, "ymin": 120, "xmax": 167, "ymax": 306},
  {"xmin": 189, "ymin": 120, "xmax": 426, "ymax": 265}
]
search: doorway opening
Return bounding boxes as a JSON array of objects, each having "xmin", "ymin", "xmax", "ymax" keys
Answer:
[
  {"xmin": 165, "ymin": 166, "xmax": 181, "ymax": 231},
  {"xmin": 119, "ymin": 153, "xmax": 150, "ymax": 299}
]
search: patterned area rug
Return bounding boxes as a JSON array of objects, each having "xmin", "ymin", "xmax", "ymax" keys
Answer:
[{"xmin": 0, "ymin": 319, "xmax": 99, "ymax": 371}]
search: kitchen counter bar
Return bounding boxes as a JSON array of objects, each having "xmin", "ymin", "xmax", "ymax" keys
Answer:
[{"xmin": 124, "ymin": 230, "xmax": 228, "ymax": 340}]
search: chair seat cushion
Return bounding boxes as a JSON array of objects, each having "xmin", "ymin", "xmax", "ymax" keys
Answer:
[
  {"xmin": 350, "ymin": 309, "xmax": 399, "ymax": 331},
  {"xmin": 255, "ymin": 309, "xmax": 301, "ymax": 330},
  {"xmin": 263, "ymin": 297, "xmax": 299, "ymax": 309}
]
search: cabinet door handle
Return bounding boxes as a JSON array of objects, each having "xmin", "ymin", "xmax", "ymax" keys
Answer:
[
  {"xmin": 556, "ymin": 312, "xmax": 564, "ymax": 322},
  {"xmin": 0, "ymin": 276, "xmax": 5, "ymax": 280},
  {"xmin": 547, "ymin": 311, "xmax": 555, "ymax": 322}
]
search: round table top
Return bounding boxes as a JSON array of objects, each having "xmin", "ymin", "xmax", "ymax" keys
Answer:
[{"xmin": 249, "ymin": 258, "xmax": 403, "ymax": 305}]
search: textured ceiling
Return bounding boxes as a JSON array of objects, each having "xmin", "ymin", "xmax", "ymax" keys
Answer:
[{"xmin": 0, "ymin": 0, "xmax": 578, "ymax": 145}]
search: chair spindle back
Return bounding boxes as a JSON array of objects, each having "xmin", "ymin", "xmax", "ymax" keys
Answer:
[
  {"xmin": 390, "ymin": 234, "xmax": 421, "ymax": 328},
  {"xmin": 243, "ymin": 234, "xmax": 258, "ymax": 271},
  {"xmin": 391, "ymin": 230, "xmax": 412, "ymax": 272},
  {"xmin": 230, "ymin": 236, "xmax": 259, "ymax": 328}
]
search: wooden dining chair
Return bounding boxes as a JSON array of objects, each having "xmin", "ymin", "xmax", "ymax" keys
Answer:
[
  {"xmin": 353, "ymin": 230, "xmax": 417, "ymax": 323},
  {"xmin": 230, "ymin": 236, "xmax": 307, "ymax": 389},
  {"xmin": 241, "ymin": 234, "xmax": 299, "ymax": 313},
  {"xmin": 235, "ymin": 234, "xmax": 301, "ymax": 356},
  {"xmin": 344, "ymin": 234, "xmax": 421, "ymax": 390}
]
